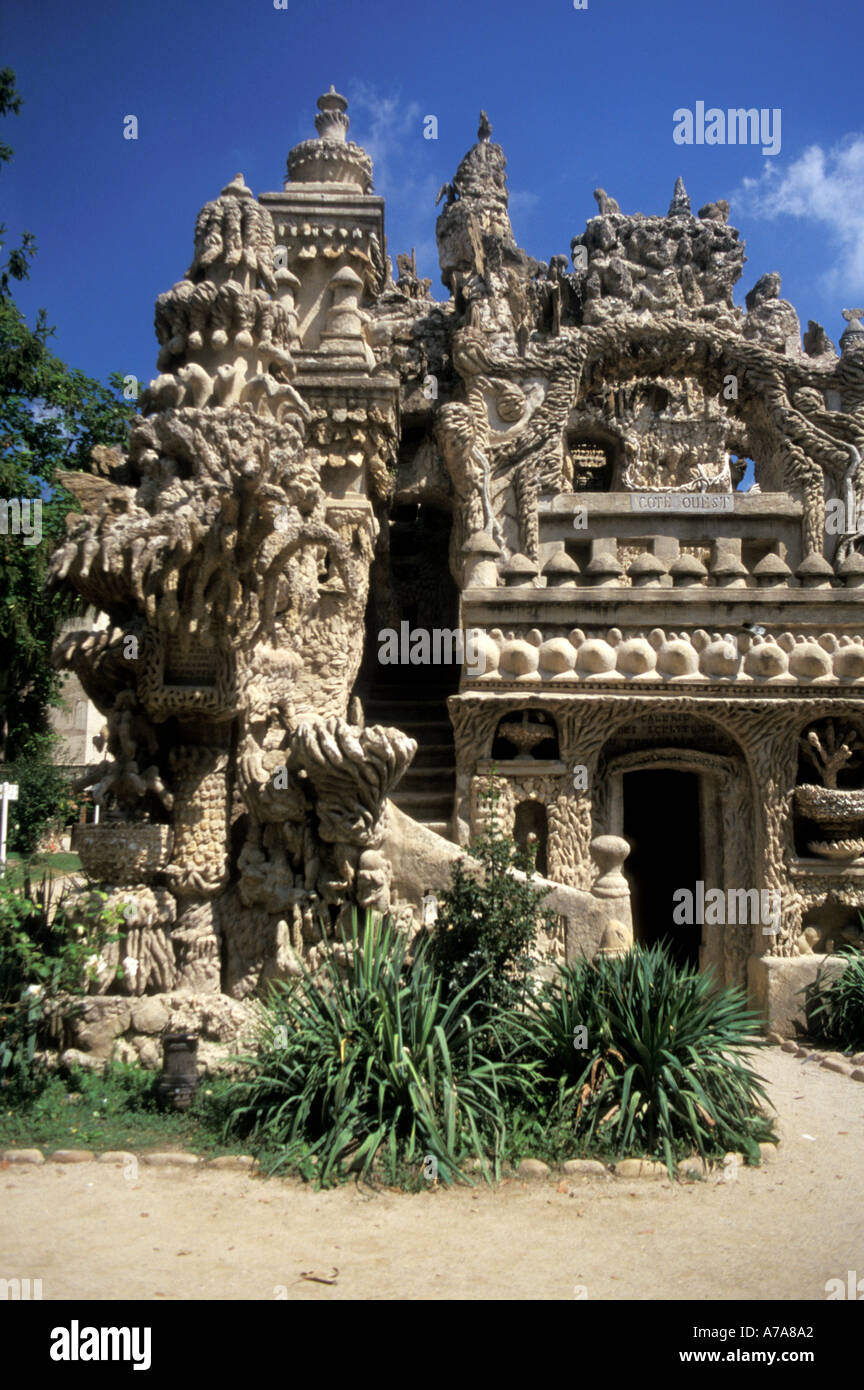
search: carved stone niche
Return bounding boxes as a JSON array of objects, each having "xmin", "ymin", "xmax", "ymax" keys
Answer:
[
  {"xmin": 490, "ymin": 708, "xmax": 560, "ymax": 760},
  {"xmin": 793, "ymin": 718, "xmax": 864, "ymax": 862},
  {"xmin": 473, "ymin": 759, "xmax": 569, "ymax": 881}
]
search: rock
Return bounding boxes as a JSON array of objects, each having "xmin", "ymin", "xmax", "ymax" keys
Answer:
[
  {"xmin": 517, "ymin": 1158, "xmax": 551, "ymax": 1178},
  {"xmin": 51, "ymin": 1149, "xmax": 94, "ymax": 1163},
  {"xmin": 850, "ymin": 1053, "xmax": 864, "ymax": 1066},
  {"xmin": 767, "ymin": 1032, "xmax": 786, "ymax": 1045},
  {"xmin": 66, "ymin": 997, "xmax": 132, "ymax": 1057},
  {"xmin": 2, "ymin": 1148, "xmax": 45, "ymax": 1164},
  {"xmin": 850, "ymin": 1069, "xmax": 864, "ymax": 1083},
  {"xmin": 679, "ymin": 1156, "xmax": 708, "ymax": 1178},
  {"xmin": 205, "ymin": 1155, "xmax": 256, "ymax": 1170},
  {"xmin": 96, "ymin": 1151, "xmax": 137, "ymax": 1164},
  {"xmin": 780, "ymin": 1040, "xmax": 798, "ymax": 1053},
  {"xmin": 758, "ymin": 1142, "xmax": 778, "ymax": 1163},
  {"xmin": 130, "ymin": 996, "xmax": 171, "ymax": 1035},
  {"xmin": 562, "ymin": 1158, "xmax": 607, "ymax": 1176},
  {"xmin": 821, "ymin": 1058, "xmax": 851, "ymax": 1075},
  {"xmin": 141, "ymin": 1152, "xmax": 200, "ymax": 1167},
  {"xmin": 133, "ymin": 1036, "xmax": 162, "ymax": 1069},
  {"xmin": 59, "ymin": 1047, "xmax": 102, "ymax": 1071},
  {"xmin": 614, "ymin": 1158, "xmax": 666, "ymax": 1178}
]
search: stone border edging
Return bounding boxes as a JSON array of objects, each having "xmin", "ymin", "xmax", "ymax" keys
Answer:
[
  {"xmin": 1, "ymin": 1148, "xmax": 257, "ymax": 1170},
  {"xmin": 775, "ymin": 1035, "xmax": 864, "ymax": 1080}
]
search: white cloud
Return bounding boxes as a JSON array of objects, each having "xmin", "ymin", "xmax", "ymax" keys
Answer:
[
  {"xmin": 733, "ymin": 135, "xmax": 864, "ymax": 294},
  {"xmin": 346, "ymin": 84, "xmax": 442, "ymax": 283}
]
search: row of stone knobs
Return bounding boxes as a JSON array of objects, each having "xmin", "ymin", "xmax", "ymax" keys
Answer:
[{"xmin": 497, "ymin": 549, "xmax": 864, "ymax": 589}]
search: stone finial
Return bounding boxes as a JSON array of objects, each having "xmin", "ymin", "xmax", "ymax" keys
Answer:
[
  {"xmin": 219, "ymin": 172, "xmax": 254, "ymax": 200},
  {"xmin": 667, "ymin": 176, "xmax": 691, "ymax": 218},
  {"xmin": 286, "ymin": 86, "xmax": 373, "ymax": 192},
  {"xmin": 315, "ymin": 86, "xmax": 350, "ymax": 143},
  {"xmin": 590, "ymin": 835, "xmax": 631, "ymax": 899},
  {"xmin": 593, "ymin": 188, "xmax": 621, "ymax": 216},
  {"xmin": 478, "ymin": 110, "xmax": 493, "ymax": 142},
  {"xmin": 841, "ymin": 308, "xmax": 864, "ymax": 356},
  {"xmin": 745, "ymin": 271, "xmax": 781, "ymax": 310},
  {"xmin": 803, "ymin": 319, "xmax": 836, "ymax": 358}
]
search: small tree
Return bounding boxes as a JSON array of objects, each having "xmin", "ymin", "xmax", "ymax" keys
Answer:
[{"xmin": 430, "ymin": 776, "xmax": 553, "ymax": 1019}]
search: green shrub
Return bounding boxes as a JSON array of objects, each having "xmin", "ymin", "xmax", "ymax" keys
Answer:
[
  {"xmin": 3, "ymin": 731, "xmax": 75, "ymax": 856},
  {"xmin": 806, "ymin": 951, "xmax": 864, "ymax": 1050},
  {"xmin": 515, "ymin": 944, "xmax": 774, "ymax": 1174},
  {"xmin": 224, "ymin": 909, "xmax": 530, "ymax": 1186},
  {"xmin": 0, "ymin": 874, "xmax": 124, "ymax": 1097},
  {"xmin": 430, "ymin": 776, "xmax": 552, "ymax": 1024}
]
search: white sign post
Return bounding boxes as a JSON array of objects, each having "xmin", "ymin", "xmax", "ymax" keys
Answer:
[{"xmin": 0, "ymin": 781, "xmax": 20, "ymax": 875}]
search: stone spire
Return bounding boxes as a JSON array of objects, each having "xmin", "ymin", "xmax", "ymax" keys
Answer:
[
  {"xmin": 285, "ymin": 87, "xmax": 373, "ymax": 193},
  {"xmin": 314, "ymin": 86, "xmax": 350, "ymax": 142},
  {"xmin": 667, "ymin": 176, "xmax": 691, "ymax": 218},
  {"xmin": 840, "ymin": 307, "xmax": 864, "ymax": 357}
]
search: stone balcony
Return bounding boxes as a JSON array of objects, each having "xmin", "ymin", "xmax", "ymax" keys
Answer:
[{"xmin": 524, "ymin": 492, "xmax": 843, "ymax": 591}]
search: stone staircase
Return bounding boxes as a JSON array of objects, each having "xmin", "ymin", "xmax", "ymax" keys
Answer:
[{"xmin": 363, "ymin": 679, "xmax": 456, "ymax": 839}]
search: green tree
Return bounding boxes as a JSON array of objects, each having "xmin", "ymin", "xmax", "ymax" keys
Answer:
[
  {"xmin": 0, "ymin": 70, "xmax": 132, "ymax": 843},
  {"xmin": 430, "ymin": 776, "xmax": 553, "ymax": 1022}
]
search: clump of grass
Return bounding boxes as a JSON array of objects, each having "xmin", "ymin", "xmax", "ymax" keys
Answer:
[
  {"xmin": 223, "ymin": 910, "xmax": 531, "ymax": 1186},
  {"xmin": 806, "ymin": 951, "xmax": 864, "ymax": 1050},
  {"xmin": 513, "ymin": 944, "xmax": 775, "ymax": 1174}
]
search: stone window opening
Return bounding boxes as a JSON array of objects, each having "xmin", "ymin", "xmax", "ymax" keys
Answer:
[{"xmin": 491, "ymin": 709, "xmax": 560, "ymax": 761}]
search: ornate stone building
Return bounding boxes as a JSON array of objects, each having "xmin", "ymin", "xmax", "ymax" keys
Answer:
[{"xmin": 50, "ymin": 90, "xmax": 864, "ymax": 1057}]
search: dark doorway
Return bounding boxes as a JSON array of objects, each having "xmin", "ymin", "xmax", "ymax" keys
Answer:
[
  {"xmin": 622, "ymin": 769, "xmax": 702, "ymax": 969},
  {"xmin": 513, "ymin": 800, "xmax": 548, "ymax": 876}
]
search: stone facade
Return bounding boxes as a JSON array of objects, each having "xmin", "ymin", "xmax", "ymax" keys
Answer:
[{"xmin": 50, "ymin": 92, "xmax": 864, "ymax": 1048}]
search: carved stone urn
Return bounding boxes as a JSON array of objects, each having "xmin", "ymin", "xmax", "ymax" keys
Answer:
[
  {"xmin": 794, "ymin": 785, "xmax": 864, "ymax": 860},
  {"xmin": 72, "ymin": 823, "xmax": 174, "ymax": 884}
]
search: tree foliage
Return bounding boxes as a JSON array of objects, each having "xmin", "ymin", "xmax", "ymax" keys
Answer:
[
  {"xmin": 430, "ymin": 776, "xmax": 553, "ymax": 1020},
  {"xmin": 0, "ymin": 68, "xmax": 132, "ymax": 767}
]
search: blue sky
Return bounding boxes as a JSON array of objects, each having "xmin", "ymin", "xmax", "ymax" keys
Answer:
[{"xmin": 3, "ymin": 0, "xmax": 862, "ymax": 391}]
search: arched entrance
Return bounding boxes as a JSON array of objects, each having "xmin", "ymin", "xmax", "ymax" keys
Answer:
[
  {"xmin": 621, "ymin": 768, "xmax": 701, "ymax": 968},
  {"xmin": 601, "ymin": 745, "xmax": 754, "ymax": 986}
]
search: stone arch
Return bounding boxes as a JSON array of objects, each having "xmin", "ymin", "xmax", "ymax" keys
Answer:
[{"xmin": 596, "ymin": 736, "xmax": 755, "ymax": 989}]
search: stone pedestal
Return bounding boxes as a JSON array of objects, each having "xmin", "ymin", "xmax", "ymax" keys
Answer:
[{"xmin": 747, "ymin": 952, "xmax": 850, "ymax": 1036}]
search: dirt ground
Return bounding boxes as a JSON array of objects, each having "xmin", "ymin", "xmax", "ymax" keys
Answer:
[{"xmin": 2, "ymin": 1047, "xmax": 863, "ymax": 1301}]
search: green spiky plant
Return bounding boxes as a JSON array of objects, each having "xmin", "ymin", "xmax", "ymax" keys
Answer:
[
  {"xmin": 514, "ymin": 943, "xmax": 775, "ymax": 1174},
  {"xmin": 223, "ymin": 909, "xmax": 533, "ymax": 1187},
  {"xmin": 806, "ymin": 949, "xmax": 864, "ymax": 1050}
]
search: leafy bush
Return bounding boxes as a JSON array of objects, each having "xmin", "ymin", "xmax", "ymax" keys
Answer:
[
  {"xmin": 515, "ymin": 944, "xmax": 774, "ymax": 1173},
  {"xmin": 0, "ymin": 873, "xmax": 123, "ymax": 1096},
  {"xmin": 806, "ymin": 950, "xmax": 864, "ymax": 1050},
  {"xmin": 224, "ymin": 910, "xmax": 530, "ymax": 1186},
  {"xmin": 3, "ymin": 731, "xmax": 75, "ymax": 856},
  {"xmin": 430, "ymin": 776, "xmax": 552, "ymax": 1023}
]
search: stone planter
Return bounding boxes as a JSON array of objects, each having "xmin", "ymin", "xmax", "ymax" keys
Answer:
[
  {"xmin": 72, "ymin": 823, "xmax": 173, "ymax": 884},
  {"xmin": 794, "ymin": 785, "xmax": 864, "ymax": 859}
]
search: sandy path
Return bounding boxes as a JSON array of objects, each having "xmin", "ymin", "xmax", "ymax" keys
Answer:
[{"xmin": 2, "ymin": 1048, "xmax": 862, "ymax": 1301}]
